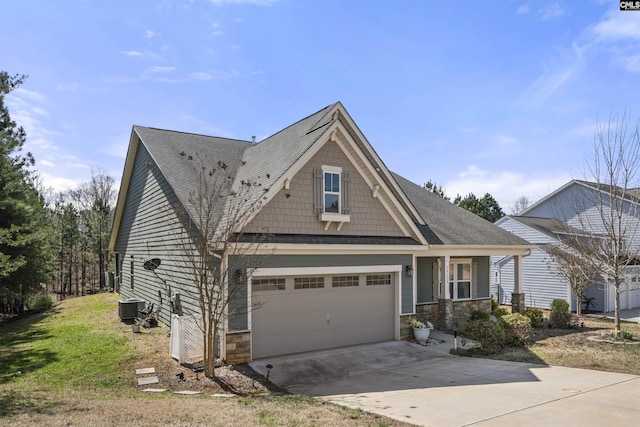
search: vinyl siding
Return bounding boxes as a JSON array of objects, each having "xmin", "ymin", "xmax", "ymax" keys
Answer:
[{"xmin": 115, "ymin": 143, "xmax": 204, "ymax": 326}]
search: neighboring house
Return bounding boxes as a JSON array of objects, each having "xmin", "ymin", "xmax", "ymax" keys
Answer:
[
  {"xmin": 109, "ymin": 102, "xmax": 531, "ymax": 363},
  {"xmin": 493, "ymin": 180, "xmax": 640, "ymax": 313}
]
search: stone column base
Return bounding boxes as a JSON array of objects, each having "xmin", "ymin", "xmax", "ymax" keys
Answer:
[
  {"xmin": 438, "ymin": 298, "xmax": 454, "ymax": 330},
  {"xmin": 511, "ymin": 292, "xmax": 526, "ymax": 313}
]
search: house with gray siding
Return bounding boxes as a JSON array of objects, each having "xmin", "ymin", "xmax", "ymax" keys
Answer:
[
  {"xmin": 109, "ymin": 102, "xmax": 532, "ymax": 363},
  {"xmin": 493, "ymin": 180, "xmax": 640, "ymax": 313}
]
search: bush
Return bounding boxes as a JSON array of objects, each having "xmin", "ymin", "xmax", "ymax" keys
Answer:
[
  {"xmin": 500, "ymin": 313, "xmax": 533, "ymax": 346},
  {"xmin": 469, "ymin": 310, "xmax": 490, "ymax": 321},
  {"xmin": 459, "ymin": 319, "xmax": 507, "ymax": 354},
  {"xmin": 29, "ymin": 293, "xmax": 53, "ymax": 312},
  {"xmin": 550, "ymin": 298, "xmax": 574, "ymax": 328},
  {"xmin": 620, "ymin": 330, "xmax": 634, "ymax": 340},
  {"xmin": 491, "ymin": 297, "xmax": 499, "ymax": 313},
  {"xmin": 522, "ymin": 307, "xmax": 543, "ymax": 327},
  {"xmin": 493, "ymin": 307, "xmax": 509, "ymax": 318}
]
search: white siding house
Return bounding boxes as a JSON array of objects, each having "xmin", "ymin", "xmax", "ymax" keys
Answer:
[{"xmin": 492, "ymin": 180, "xmax": 640, "ymax": 312}]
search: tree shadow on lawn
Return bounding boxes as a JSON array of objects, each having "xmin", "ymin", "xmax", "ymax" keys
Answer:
[{"xmin": 0, "ymin": 308, "xmax": 60, "ymax": 385}]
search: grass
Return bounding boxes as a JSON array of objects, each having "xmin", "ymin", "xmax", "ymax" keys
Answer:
[
  {"xmin": 0, "ymin": 293, "xmax": 411, "ymax": 426},
  {"xmin": 472, "ymin": 315, "xmax": 640, "ymax": 375}
]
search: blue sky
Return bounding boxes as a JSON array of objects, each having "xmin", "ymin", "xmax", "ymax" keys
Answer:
[{"xmin": 2, "ymin": 0, "xmax": 640, "ymax": 212}]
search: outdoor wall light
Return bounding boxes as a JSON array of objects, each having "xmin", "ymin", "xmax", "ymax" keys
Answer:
[
  {"xmin": 405, "ymin": 265, "xmax": 413, "ymax": 278},
  {"xmin": 235, "ymin": 269, "xmax": 244, "ymax": 284}
]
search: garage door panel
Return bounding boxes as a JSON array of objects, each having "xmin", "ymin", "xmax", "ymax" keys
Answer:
[{"xmin": 252, "ymin": 273, "xmax": 395, "ymax": 359}]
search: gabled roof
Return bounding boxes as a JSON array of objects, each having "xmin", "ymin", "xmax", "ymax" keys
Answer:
[
  {"xmin": 521, "ymin": 179, "xmax": 640, "ymax": 217},
  {"xmin": 506, "ymin": 216, "xmax": 587, "ymax": 241},
  {"xmin": 110, "ymin": 102, "xmax": 532, "ymax": 251},
  {"xmin": 392, "ymin": 173, "xmax": 530, "ymax": 246}
]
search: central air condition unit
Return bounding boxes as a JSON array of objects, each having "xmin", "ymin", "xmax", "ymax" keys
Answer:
[{"xmin": 118, "ymin": 298, "xmax": 146, "ymax": 320}]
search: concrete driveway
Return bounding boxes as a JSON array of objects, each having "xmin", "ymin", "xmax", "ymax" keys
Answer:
[{"xmin": 250, "ymin": 331, "xmax": 640, "ymax": 427}]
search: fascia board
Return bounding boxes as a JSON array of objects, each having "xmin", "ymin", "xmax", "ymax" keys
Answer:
[
  {"xmin": 331, "ymin": 102, "xmax": 426, "ymax": 226},
  {"xmin": 108, "ymin": 128, "xmax": 141, "ymax": 252}
]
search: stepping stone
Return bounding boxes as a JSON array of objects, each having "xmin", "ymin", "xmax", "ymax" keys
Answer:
[
  {"xmin": 143, "ymin": 388, "xmax": 167, "ymax": 393},
  {"xmin": 136, "ymin": 367, "xmax": 156, "ymax": 375},
  {"xmin": 212, "ymin": 393, "xmax": 236, "ymax": 398},
  {"xmin": 137, "ymin": 376, "xmax": 159, "ymax": 385},
  {"xmin": 174, "ymin": 390, "xmax": 203, "ymax": 395}
]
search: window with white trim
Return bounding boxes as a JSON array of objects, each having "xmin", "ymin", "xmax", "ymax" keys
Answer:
[
  {"xmin": 253, "ymin": 277, "xmax": 285, "ymax": 291},
  {"xmin": 294, "ymin": 276, "xmax": 325, "ymax": 289},
  {"xmin": 332, "ymin": 275, "xmax": 359, "ymax": 287},
  {"xmin": 449, "ymin": 260, "xmax": 471, "ymax": 300},
  {"xmin": 366, "ymin": 274, "xmax": 392, "ymax": 286},
  {"xmin": 324, "ymin": 171, "xmax": 341, "ymax": 214}
]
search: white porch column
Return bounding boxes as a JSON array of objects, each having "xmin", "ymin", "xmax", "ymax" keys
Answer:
[{"xmin": 439, "ymin": 255, "xmax": 450, "ymax": 299}]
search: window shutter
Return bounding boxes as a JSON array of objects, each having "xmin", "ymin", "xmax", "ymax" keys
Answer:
[
  {"xmin": 472, "ymin": 261, "xmax": 478, "ymax": 299},
  {"xmin": 341, "ymin": 172, "xmax": 350, "ymax": 215},
  {"xmin": 313, "ymin": 169, "xmax": 323, "ymax": 215}
]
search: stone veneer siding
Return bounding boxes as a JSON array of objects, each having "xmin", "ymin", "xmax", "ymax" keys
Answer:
[
  {"xmin": 404, "ymin": 299, "xmax": 492, "ymax": 336},
  {"xmin": 452, "ymin": 299, "xmax": 491, "ymax": 329},
  {"xmin": 226, "ymin": 331, "xmax": 251, "ymax": 364}
]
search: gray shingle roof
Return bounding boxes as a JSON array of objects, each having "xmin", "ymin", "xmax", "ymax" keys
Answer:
[
  {"xmin": 508, "ymin": 216, "xmax": 586, "ymax": 241},
  {"xmin": 135, "ymin": 126, "xmax": 253, "ymax": 226},
  {"xmin": 133, "ymin": 104, "xmax": 530, "ymax": 248},
  {"xmin": 392, "ymin": 173, "xmax": 529, "ymax": 246}
]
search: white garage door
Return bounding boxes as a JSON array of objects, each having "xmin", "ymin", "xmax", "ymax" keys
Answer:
[{"xmin": 251, "ymin": 267, "xmax": 398, "ymax": 359}]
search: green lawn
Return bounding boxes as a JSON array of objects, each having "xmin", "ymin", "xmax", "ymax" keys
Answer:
[{"xmin": 1, "ymin": 293, "xmax": 133, "ymax": 392}]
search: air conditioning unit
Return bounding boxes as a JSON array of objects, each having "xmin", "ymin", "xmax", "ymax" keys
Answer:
[{"xmin": 118, "ymin": 298, "xmax": 146, "ymax": 320}]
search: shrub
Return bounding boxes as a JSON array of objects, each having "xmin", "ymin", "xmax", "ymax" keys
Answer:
[
  {"xmin": 620, "ymin": 330, "xmax": 634, "ymax": 340},
  {"xmin": 493, "ymin": 307, "xmax": 509, "ymax": 318},
  {"xmin": 29, "ymin": 293, "xmax": 53, "ymax": 312},
  {"xmin": 550, "ymin": 298, "xmax": 574, "ymax": 328},
  {"xmin": 491, "ymin": 297, "xmax": 499, "ymax": 313},
  {"xmin": 469, "ymin": 310, "xmax": 490, "ymax": 321},
  {"xmin": 500, "ymin": 313, "xmax": 533, "ymax": 346},
  {"xmin": 459, "ymin": 319, "xmax": 507, "ymax": 354},
  {"xmin": 522, "ymin": 307, "xmax": 543, "ymax": 327}
]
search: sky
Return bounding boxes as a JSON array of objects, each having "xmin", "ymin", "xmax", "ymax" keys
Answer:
[{"xmin": 2, "ymin": 0, "xmax": 640, "ymax": 213}]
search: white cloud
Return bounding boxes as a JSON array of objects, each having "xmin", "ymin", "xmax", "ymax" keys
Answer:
[
  {"xmin": 588, "ymin": 11, "xmax": 640, "ymax": 73},
  {"xmin": 212, "ymin": 31, "xmax": 224, "ymax": 36},
  {"xmin": 515, "ymin": 42, "xmax": 584, "ymax": 108},
  {"xmin": 445, "ymin": 165, "xmax": 571, "ymax": 210},
  {"xmin": 517, "ymin": 4, "xmax": 530, "ymax": 15},
  {"xmin": 5, "ymin": 90, "xmax": 61, "ymax": 151},
  {"xmin": 146, "ymin": 65, "xmax": 176, "ymax": 73},
  {"xmin": 537, "ymin": 3, "xmax": 565, "ymax": 20},
  {"xmin": 593, "ymin": 12, "xmax": 640, "ymax": 41},
  {"xmin": 495, "ymin": 134, "xmax": 517, "ymax": 146},
  {"xmin": 120, "ymin": 50, "xmax": 143, "ymax": 57},
  {"xmin": 145, "ymin": 30, "xmax": 161, "ymax": 38},
  {"xmin": 39, "ymin": 159, "xmax": 54, "ymax": 167}
]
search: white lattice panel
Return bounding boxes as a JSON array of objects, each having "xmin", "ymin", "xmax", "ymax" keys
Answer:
[{"xmin": 170, "ymin": 314, "xmax": 204, "ymax": 364}]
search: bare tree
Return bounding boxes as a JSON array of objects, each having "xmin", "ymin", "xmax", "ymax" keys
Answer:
[
  {"xmin": 566, "ymin": 111, "xmax": 640, "ymax": 335},
  {"xmin": 174, "ymin": 152, "xmax": 270, "ymax": 377},
  {"xmin": 510, "ymin": 196, "xmax": 530, "ymax": 215},
  {"xmin": 547, "ymin": 244, "xmax": 600, "ymax": 316}
]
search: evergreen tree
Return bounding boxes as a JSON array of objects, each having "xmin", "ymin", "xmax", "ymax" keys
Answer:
[
  {"xmin": 453, "ymin": 192, "xmax": 504, "ymax": 223},
  {"xmin": 0, "ymin": 72, "xmax": 54, "ymax": 313}
]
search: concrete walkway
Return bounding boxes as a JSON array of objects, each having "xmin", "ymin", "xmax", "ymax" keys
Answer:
[
  {"xmin": 600, "ymin": 308, "xmax": 640, "ymax": 323},
  {"xmin": 251, "ymin": 332, "xmax": 640, "ymax": 426}
]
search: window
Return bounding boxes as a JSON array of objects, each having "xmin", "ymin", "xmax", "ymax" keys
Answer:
[
  {"xmin": 253, "ymin": 278, "xmax": 285, "ymax": 291},
  {"xmin": 366, "ymin": 274, "xmax": 391, "ymax": 286},
  {"xmin": 130, "ymin": 259, "xmax": 134, "ymax": 290},
  {"xmin": 449, "ymin": 260, "xmax": 471, "ymax": 300},
  {"xmin": 294, "ymin": 277, "xmax": 324, "ymax": 289},
  {"xmin": 324, "ymin": 171, "xmax": 340, "ymax": 213},
  {"xmin": 332, "ymin": 275, "xmax": 359, "ymax": 287}
]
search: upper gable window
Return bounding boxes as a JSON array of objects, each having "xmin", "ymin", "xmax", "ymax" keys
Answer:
[
  {"xmin": 314, "ymin": 165, "xmax": 351, "ymax": 229},
  {"xmin": 324, "ymin": 167, "xmax": 341, "ymax": 214}
]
